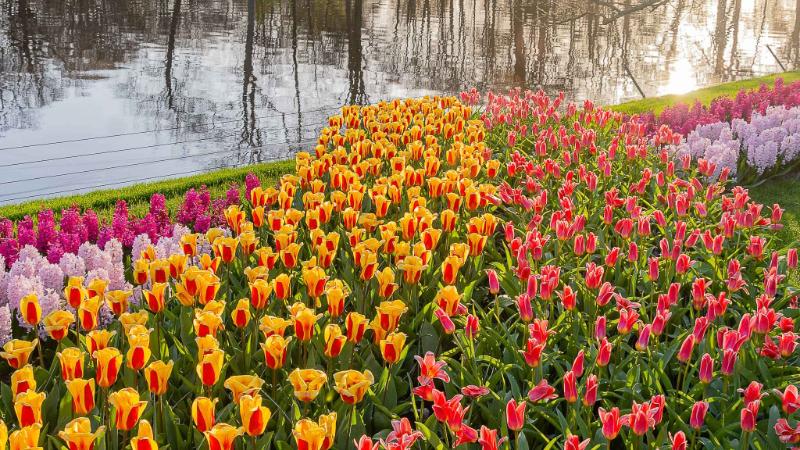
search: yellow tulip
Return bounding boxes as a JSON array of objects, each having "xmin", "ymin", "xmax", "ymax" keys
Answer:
[
  {"xmin": 144, "ymin": 360, "xmax": 174, "ymax": 395},
  {"xmin": 261, "ymin": 335, "xmax": 292, "ymax": 370},
  {"xmin": 223, "ymin": 375, "xmax": 265, "ymax": 403},
  {"xmin": 379, "ymin": 332, "xmax": 407, "ymax": 364},
  {"xmin": 333, "ymin": 370, "xmax": 373, "ymax": 404},
  {"xmin": 65, "ymin": 378, "xmax": 95, "ymax": 416},
  {"xmin": 10, "ymin": 365, "xmax": 35, "ymax": 397},
  {"xmin": 192, "ymin": 396, "xmax": 218, "ymax": 432},
  {"xmin": 288, "ymin": 369, "xmax": 327, "ymax": 402},
  {"xmin": 0, "ymin": 339, "xmax": 37, "ymax": 369},
  {"xmin": 14, "ymin": 390, "xmax": 45, "ymax": 427},
  {"xmin": 19, "ymin": 293, "xmax": 41, "ymax": 326},
  {"xmin": 58, "ymin": 417, "xmax": 105, "ymax": 450},
  {"xmin": 108, "ymin": 388, "xmax": 147, "ymax": 431},
  {"xmin": 239, "ymin": 394, "xmax": 271, "ymax": 437},
  {"xmin": 56, "ymin": 347, "xmax": 85, "ymax": 381},
  {"xmin": 204, "ymin": 423, "xmax": 243, "ymax": 450},
  {"xmin": 42, "ymin": 310, "xmax": 74, "ymax": 341}
]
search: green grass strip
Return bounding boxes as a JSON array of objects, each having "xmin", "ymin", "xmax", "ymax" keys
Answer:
[
  {"xmin": 0, "ymin": 161, "xmax": 294, "ymax": 222},
  {"xmin": 610, "ymin": 71, "xmax": 800, "ymax": 116}
]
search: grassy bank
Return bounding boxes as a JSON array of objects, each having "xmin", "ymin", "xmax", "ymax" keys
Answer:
[
  {"xmin": 611, "ymin": 71, "xmax": 800, "ymax": 116},
  {"xmin": 0, "ymin": 161, "xmax": 294, "ymax": 222},
  {"xmin": 1, "ymin": 72, "xmax": 798, "ymax": 247}
]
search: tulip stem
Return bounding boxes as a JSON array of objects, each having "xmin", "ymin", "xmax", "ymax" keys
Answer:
[{"xmin": 36, "ymin": 338, "xmax": 45, "ymax": 368}]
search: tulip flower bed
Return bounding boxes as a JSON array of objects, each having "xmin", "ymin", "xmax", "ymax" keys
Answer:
[{"xmin": 0, "ymin": 89, "xmax": 797, "ymax": 450}]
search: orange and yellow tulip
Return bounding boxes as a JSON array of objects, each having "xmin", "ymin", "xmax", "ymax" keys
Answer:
[
  {"xmin": 57, "ymin": 417, "xmax": 104, "ymax": 450},
  {"xmin": 94, "ymin": 347, "xmax": 122, "ymax": 388},
  {"xmin": 194, "ymin": 310, "xmax": 224, "ymax": 338},
  {"xmin": 146, "ymin": 258, "xmax": 169, "ymax": 284},
  {"xmin": 323, "ymin": 324, "xmax": 346, "ymax": 358},
  {"xmin": 273, "ymin": 274, "xmax": 292, "ymax": 300},
  {"xmin": 230, "ymin": 299, "xmax": 252, "ymax": 329},
  {"xmin": 130, "ymin": 420, "xmax": 158, "ymax": 450},
  {"xmin": 375, "ymin": 267, "xmax": 398, "ymax": 298},
  {"xmin": 333, "ymin": 370, "xmax": 373, "ymax": 404},
  {"xmin": 435, "ymin": 285, "xmax": 462, "ymax": 316},
  {"xmin": 379, "ymin": 332, "xmax": 407, "ymax": 364},
  {"xmin": 132, "ymin": 260, "xmax": 150, "ymax": 285},
  {"xmin": 324, "ymin": 280, "xmax": 348, "ymax": 317},
  {"xmin": 197, "ymin": 349, "xmax": 225, "ymax": 386},
  {"xmin": 57, "ymin": 347, "xmax": 85, "ymax": 381},
  {"xmin": 441, "ymin": 255, "xmax": 463, "ymax": 285},
  {"xmin": 223, "ymin": 375, "xmax": 265, "ymax": 403},
  {"xmin": 42, "ymin": 310, "xmax": 74, "ymax": 341},
  {"xmin": 302, "ymin": 264, "xmax": 328, "ymax": 299},
  {"xmin": 65, "ymin": 378, "xmax": 96, "ymax": 416},
  {"xmin": 288, "ymin": 369, "xmax": 327, "ymax": 402},
  {"xmin": 239, "ymin": 394, "xmax": 271, "ymax": 437},
  {"xmin": 398, "ymin": 255, "xmax": 426, "ymax": 284},
  {"xmin": 204, "ymin": 423, "xmax": 243, "ymax": 450},
  {"xmin": 345, "ymin": 312, "xmax": 368, "ymax": 343},
  {"xmin": 14, "ymin": 390, "xmax": 45, "ymax": 427},
  {"xmin": 291, "ymin": 304, "xmax": 322, "ymax": 341},
  {"xmin": 144, "ymin": 283, "xmax": 167, "ymax": 314},
  {"xmin": 262, "ymin": 335, "xmax": 291, "ymax": 370},
  {"xmin": 19, "ymin": 293, "xmax": 41, "ymax": 326},
  {"xmin": 119, "ymin": 311, "xmax": 149, "ymax": 335},
  {"xmin": 180, "ymin": 233, "xmax": 199, "ymax": 256},
  {"xmin": 77, "ymin": 296, "xmax": 102, "ymax": 331},
  {"xmin": 259, "ymin": 315, "xmax": 292, "ymax": 338},
  {"xmin": 249, "ymin": 279, "xmax": 273, "ymax": 310},
  {"xmin": 292, "ymin": 418, "xmax": 327, "ymax": 450},
  {"xmin": 144, "ymin": 360, "xmax": 174, "ymax": 395},
  {"xmin": 10, "ymin": 365, "xmax": 35, "ymax": 397},
  {"xmin": 125, "ymin": 326, "xmax": 152, "ymax": 371},
  {"xmin": 212, "ymin": 237, "xmax": 239, "ymax": 264},
  {"xmin": 64, "ymin": 277, "xmax": 88, "ymax": 308},
  {"xmin": 192, "ymin": 396, "xmax": 218, "ymax": 432},
  {"xmin": 105, "ymin": 290, "xmax": 132, "ymax": 316},
  {"xmin": 10, "ymin": 424, "xmax": 40, "ymax": 450},
  {"xmin": 86, "ymin": 330, "xmax": 116, "ymax": 356},
  {"xmin": 108, "ymin": 388, "xmax": 147, "ymax": 431},
  {"xmin": 0, "ymin": 339, "xmax": 37, "ymax": 369},
  {"xmin": 376, "ymin": 300, "xmax": 408, "ymax": 331}
]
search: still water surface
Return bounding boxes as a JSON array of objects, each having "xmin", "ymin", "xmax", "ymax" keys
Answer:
[{"xmin": 0, "ymin": 0, "xmax": 798, "ymax": 204}]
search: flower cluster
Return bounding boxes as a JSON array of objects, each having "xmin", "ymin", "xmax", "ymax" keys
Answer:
[{"xmin": 0, "ymin": 90, "xmax": 796, "ymax": 450}]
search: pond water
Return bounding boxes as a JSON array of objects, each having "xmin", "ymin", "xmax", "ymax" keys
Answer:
[{"xmin": 0, "ymin": 0, "xmax": 798, "ymax": 205}]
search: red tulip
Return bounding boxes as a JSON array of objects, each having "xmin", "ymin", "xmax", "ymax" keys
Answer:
[
  {"xmin": 773, "ymin": 385, "xmax": 800, "ymax": 415},
  {"xmin": 596, "ymin": 337, "xmax": 612, "ymax": 367},
  {"xmin": 464, "ymin": 314, "xmax": 480, "ymax": 340},
  {"xmin": 562, "ymin": 370, "xmax": 578, "ymax": 404},
  {"xmin": 595, "ymin": 316, "xmax": 607, "ymax": 340},
  {"xmin": 636, "ymin": 324, "xmax": 651, "ymax": 351},
  {"xmin": 563, "ymin": 435, "xmax": 590, "ymax": 450},
  {"xmin": 505, "ymin": 399, "xmax": 526, "ymax": 431},
  {"xmin": 477, "ymin": 426, "xmax": 507, "ymax": 450},
  {"xmin": 462, "ymin": 385, "xmax": 490, "ymax": 398},
  {"xmin": 690, "ymin": 401, "xmax": 708, "ymax": 430},
  {"xmin": 516, "ymin": 294, "xmax": 534, "ymax": 322},
  {"xmin": 788, "ymin": 248, "xmax": 798, "ymax": 269},
  {"xmin": 670, "ymin": 431, "xmax": 687, "ymax": 450},
  {"xmin": 775, "ymin": 419, "xmax": 800, "ymax": 444},
  {"xmin": 414, "ymin": 352, "xmax": 449, "ymax": 386},
  {"xmin": 739, "ymin": 381, "xmax": 765, "ymax": 404},
  {"xmin": 740, "ymin": 400, "xmax": 759, "ymax": 432},
  {"xmin": 598, "ymin": 407, "xmax": 623, "ymax": 440},
  {"xmin": 582, "ymin": 375, "xmax": 598, "ymax": 406},
  {"xmin": 676, "ymin": 335, "xmax": 695, "ymax": 363},
  {"xmin": 354, "ymin": 435, "xmax": 379, "ymax": 450},
  {"xmin": 626, "ymin": 401, "xmax": 655, "ymax": 436},
  {"xmin": 454, "ymin": 424, "xmax": 478, "ymax": 447},
  {"xmin": 486, "ymin": 270, "xmax": 500, "ymax": 294},
  {"xmin": 528, "ymin": 379, "xmax": 558, "ymax": 402},
  {"xmin": 698, "ymin": 353, "xmax": 713, "ymax": 384},
  {"xmin": 571, "ymin": 351, "xmax": 585, "ymax": 377},
  {"xmin": 650, "ymin": 395, "xmax": 665, "ymax": 425}
]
